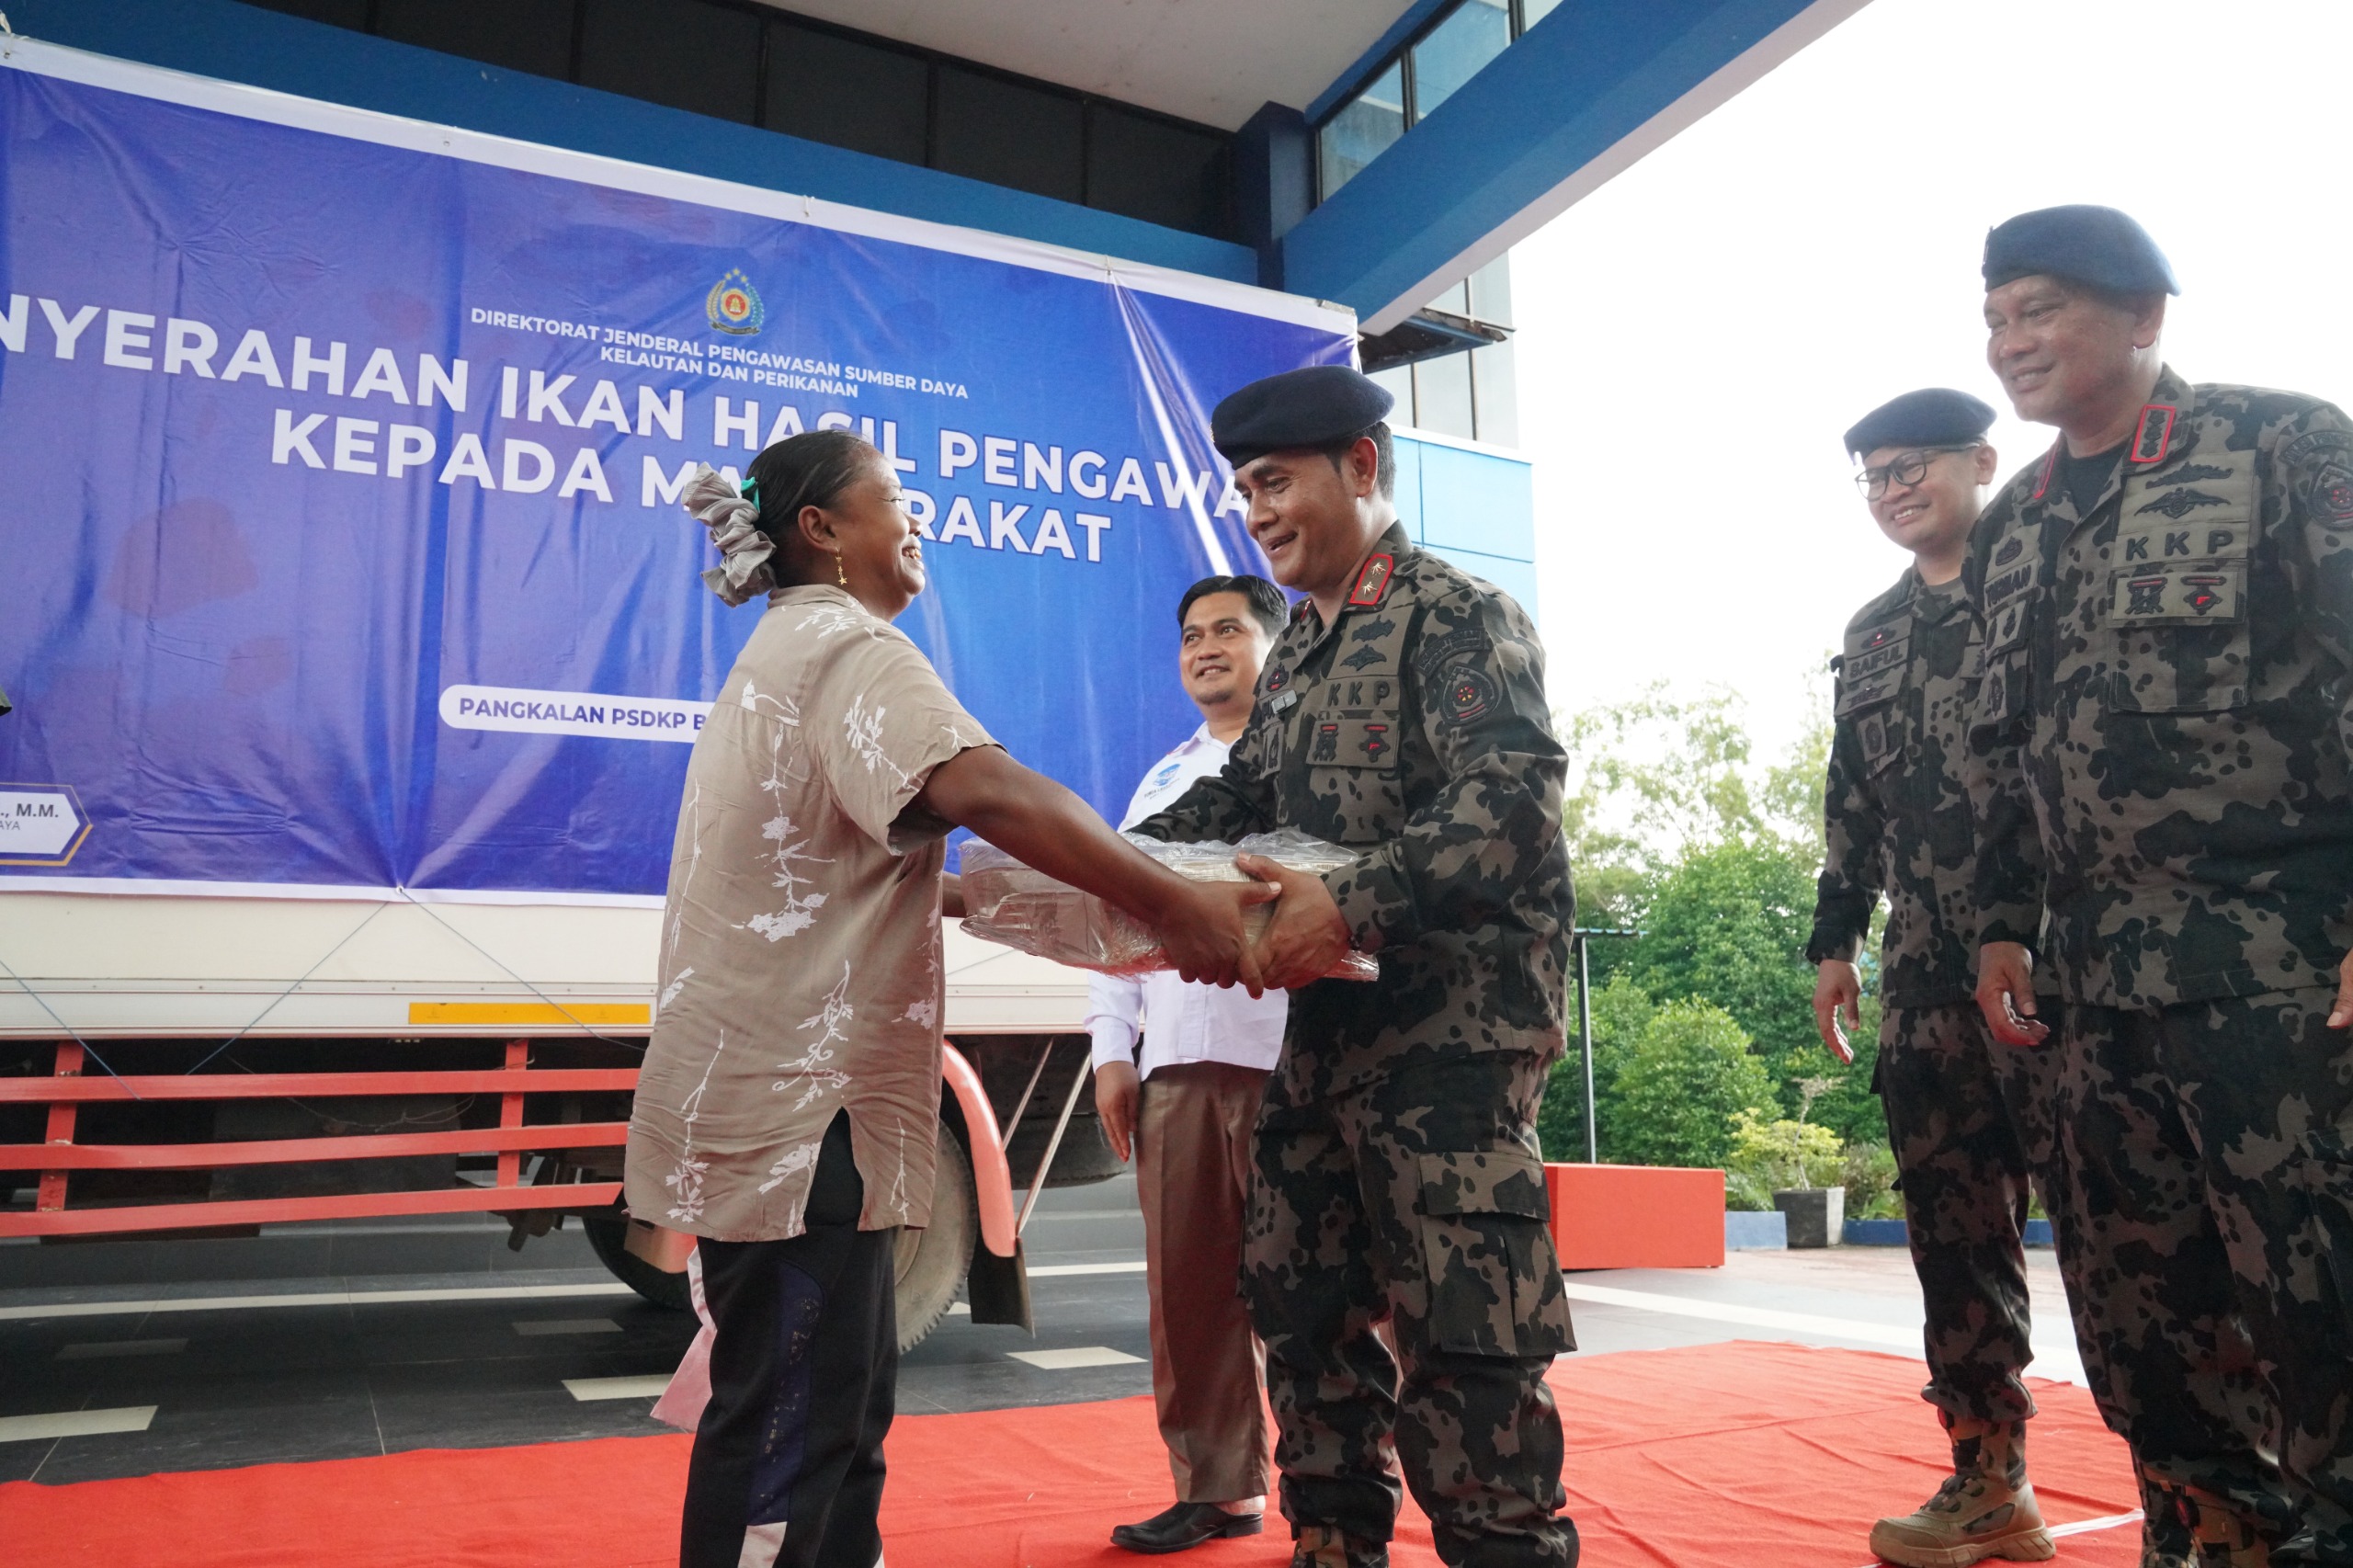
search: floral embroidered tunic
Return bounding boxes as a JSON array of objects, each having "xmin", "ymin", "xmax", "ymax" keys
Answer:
[{"xmin": 624, "ymin": 585, "xmax": 995, "ymax": 1242}]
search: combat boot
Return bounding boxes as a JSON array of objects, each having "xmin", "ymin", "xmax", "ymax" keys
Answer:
[
  {"xmin": 1870, "ymin": 1416, "xmax": 2057, "ymax": 1568},
  {"xmin": 1290, "ymin": 1524, "xmax": 1389, "ymax": 1568}
]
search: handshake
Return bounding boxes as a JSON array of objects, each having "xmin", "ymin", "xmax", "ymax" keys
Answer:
[{"xmin": 960, "ymin": 831, "xmax": 1377, "ymax": 995}]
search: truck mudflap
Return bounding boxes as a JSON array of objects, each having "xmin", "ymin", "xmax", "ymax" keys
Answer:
[{"xmin": 941, "ymin": 1040, "xmax": 1031, "ymax": 1333}]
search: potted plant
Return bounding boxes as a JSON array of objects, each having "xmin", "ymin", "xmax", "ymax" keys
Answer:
[{"xmin": 1728, "ymin": 1077, "xmax": 1846, "ymax": 1247}]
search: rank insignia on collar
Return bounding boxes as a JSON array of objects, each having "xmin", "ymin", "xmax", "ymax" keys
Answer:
[
  {"xmin": 2131, "ymin": 403, "xmax": 2177, "ymax": 465},
  {"xmin": 1347, "ymin": 553, "xmax": 1395, "ymax": 607}
]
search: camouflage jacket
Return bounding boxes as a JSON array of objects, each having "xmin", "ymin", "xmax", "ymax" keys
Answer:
[
  {"xmin": 1964, "ymin": 367, "xmax": 2353, "ymax": 1007},
  {"xmin": 1806, "ymin": 570, "xmax": 1989, "ymax": 1007},
  {"xmin": 1133, "ymin": 521, "xmax": 1574, "ymax": 1106}
]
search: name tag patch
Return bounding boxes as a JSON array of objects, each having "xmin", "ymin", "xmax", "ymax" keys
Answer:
[
  {"xmin": 1310, "ymin": 712, "xmax": 1402, "ymax": 767},
  {"xmin": 2109, "ymin": 561, "xmax": 2245, "ymax": 625}
]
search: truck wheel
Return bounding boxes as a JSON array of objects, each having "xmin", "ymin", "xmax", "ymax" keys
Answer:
[
  {"xmin": 583, "ymin": 1209, "xmax": 692, "ymax": 1312},
  {"xmin": 895, "ymin": 1121, "xmax": 977, "ymax": 1351}
]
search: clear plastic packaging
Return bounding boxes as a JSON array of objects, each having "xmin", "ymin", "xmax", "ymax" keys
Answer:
[{"xmin": 959, "ymin": 828, "xmax": 1380, "ymax": 982}]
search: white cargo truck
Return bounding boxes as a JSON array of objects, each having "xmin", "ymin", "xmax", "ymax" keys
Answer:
[{"xmin": 0, "ymin": 892, "xmax": 1121, "ymax": 1348}]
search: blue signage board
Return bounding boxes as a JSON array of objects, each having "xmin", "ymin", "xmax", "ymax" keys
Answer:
[{"xmin": 0, "ymin": 45, "xmax": 1352, "ymax": 901}]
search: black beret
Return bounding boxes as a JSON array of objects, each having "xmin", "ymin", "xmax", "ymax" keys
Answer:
[
  {"xmin": 1211, "ymin": 364, "xmax": 1394, "ymax": 466},
  {"xmin": 1844, "ymin": 388, "xmax": 1996, "ymax": 461},
  {"xmin": 1983, "ymin": 204, "xmax": 2178, "ymax": 297}
]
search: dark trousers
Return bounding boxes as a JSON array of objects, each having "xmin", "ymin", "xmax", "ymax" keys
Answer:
[
  {"xmin": 1878, "ymin": 1001, "xmax": 2058, "ymax": 1425},
  {"xmin": 1244, "ymin": 1050, "xmax": 1578, "ymax": 1568},
  {"xmin": 680, "ymin": 1114, "xmax": 899, "ymax": 1568},
  {"xmin": 2052, "ymin": 991, "xmax": 2353, "ymax": 1560}
]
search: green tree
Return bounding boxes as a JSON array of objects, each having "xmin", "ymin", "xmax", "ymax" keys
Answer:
[
  {"xmin": 1554, "ymin": 676, "xmax": 1890, "ymax": 1150},
  {"xmin": 1607, "ymin": 998, "xmax": 1775, "ymax": 1169},
  {"xmin": 1536, "ymin": 973, "xmax": 1653, "ymax": 1162},
  {"xmin": 1624, "ymin": 839, "xmax": 1814, "ymax": 1077},
  {"xmin": 1559, "ymin": 685, "xmax": 1765, "ymax": 959},
  {"xmin": 1622, "ymin": 836, "xmax": 1886, "ymax": 1145}
]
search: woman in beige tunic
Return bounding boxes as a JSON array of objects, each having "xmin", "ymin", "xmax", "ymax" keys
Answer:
[{"xmin": 625, "ymin": 429, "xmax": 1264, "ymax": 1568}]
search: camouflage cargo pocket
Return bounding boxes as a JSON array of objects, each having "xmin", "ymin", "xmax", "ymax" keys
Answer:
[
  {"xmin": 2105, "ymin": 459, "xmax": 2254, "ymax": 713},
  {"xmin": 1415, "ymin": 1148, "xmax": 1576, "ymax": 1358},
  {"xmin": 1304, "ymin": 707, "xmax": 1407, "ymax": 843}
]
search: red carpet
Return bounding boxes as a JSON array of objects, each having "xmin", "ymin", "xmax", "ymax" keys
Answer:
[{"xmin": 1, "ymin": 1341, "xmax": 2138, "ymax": 1568}]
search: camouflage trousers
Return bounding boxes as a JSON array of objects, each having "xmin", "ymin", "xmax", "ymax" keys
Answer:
[
  {"xmin": 1878, "ymin": 1002, "xmax": 2059, "ymax": 1426},
  {"xmin": 2050, "ymin": 990, "xmax": 2353, "ymax": 1562},
  {"xmin": 1245, "ymin": 1049, "xmax": 1578, "ymax": 1568}
]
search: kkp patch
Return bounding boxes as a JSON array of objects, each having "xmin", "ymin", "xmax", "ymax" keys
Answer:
[{"xmin": 1442, "ymin": 665, "xmax": 1497, "ymax": 726}]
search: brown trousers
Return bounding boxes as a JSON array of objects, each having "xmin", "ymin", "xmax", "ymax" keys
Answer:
[{"xmin": 1137, "ymin": 1059, "xmax": 1273, "ymax": 1504}]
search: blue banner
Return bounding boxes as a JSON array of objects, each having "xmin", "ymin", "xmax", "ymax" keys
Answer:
[{"xmin": 0, "ymin": 51, "xmax": 1352, "ymax": 900}]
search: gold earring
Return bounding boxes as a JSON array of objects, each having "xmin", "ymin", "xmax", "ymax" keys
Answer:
[{"xmin": 835, "ymin": 552, "xmax": 847, "ymax": 587}]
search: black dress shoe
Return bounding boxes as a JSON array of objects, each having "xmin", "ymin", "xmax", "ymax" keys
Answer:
[{"xmin": 1109, "ymin": 1502, "xmax": 1266, "ymax": 1554}]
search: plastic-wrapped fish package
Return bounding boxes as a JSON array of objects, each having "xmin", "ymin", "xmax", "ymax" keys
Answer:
[{"xmin": 958, "ymin": 827, "xmax": 1379, "ymax": 981}]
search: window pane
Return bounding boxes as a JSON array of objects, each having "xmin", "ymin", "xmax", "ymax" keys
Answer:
[
  {"xmin": 1520, "ymin": 0, "xmax": 1568, "ymax": 32},
  {"xmin": 375, "ymin": 0, "xmax": 576, "ymax": 80},
  {"xmin": 1413, "ymin": 353, "xmax": 1475, "ymax": 439},
  {"xmin": 1425, "ymin": 278, "xmax": 1470, "ymax": 316},
  {"xmin": 1317, "ymin": 62, "xmax": 1404, "ymax": 199},
  {"xmin": 766, "ymin": 22, "xmax": 929, "ymax": 166},
  {"xmin": 1411, "ymin": 0, "xmax": 1510, "ymax": 120},
  {"xmin": 579, "ymin": 0, "xmax": 760, "ymax": 124},
  {"xmin": 1467, "ymin": 252, "xmax": 1514, "ymax": 327},
  {"xmin": 1471, "ymin": 340, "xmax": 1518, "ymax": 447},
  {"xmin": 1087, "ymin": 108, "xmax": 1233, "ymax": 238},
  {"xmin": 934, "ymin": 66, "xmax": 1084, "ymax": 204}
]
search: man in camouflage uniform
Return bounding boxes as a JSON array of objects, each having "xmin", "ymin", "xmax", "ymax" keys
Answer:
[
  {"xmin": 1132, "ymin": 364, "xmax": 1578, "ymax": 1568},
  {"xmin": 1965, "ymin": 205, "xmax": 2353, "ymax": 1568},
  {"xmin": 1808, "ymin": 388, "xmax": 2063, "ymax": 1568}
]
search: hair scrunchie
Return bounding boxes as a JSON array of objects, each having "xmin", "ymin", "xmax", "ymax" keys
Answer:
[{"xmin": 684, "ymin": 463, "xmax": 775, "ymax": 606}]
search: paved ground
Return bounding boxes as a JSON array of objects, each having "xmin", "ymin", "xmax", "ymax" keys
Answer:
[{"xmin": 0, "ymin": 1176, "xmax": 2084, "ymax": 1486}]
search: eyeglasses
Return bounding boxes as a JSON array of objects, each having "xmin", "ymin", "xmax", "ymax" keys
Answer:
[{"xmin": 1855, "ymin": 445, "xmax": 1976, "ymax": 500}]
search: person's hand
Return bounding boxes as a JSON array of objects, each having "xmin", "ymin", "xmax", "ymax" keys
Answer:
[
  {"xmin": 1094, "ymin": 1060, "xmax": 1140, "ymax": 1163},
  {"xmin": 1812, "ymin": 960, "xmax": 1860, "ymax": 1065},
  {"xmin": 1154, "ymin": 880, "xmax": 1275, "ymax": 994},
  {"xmin": 2330, "ymin": 949, "xmax": 2353, "ymax": 1029},
  {"xmin": 1976, "ymin": 940, "xmax": 2051, "ymax": 1046},
  {"xmin": 1235, "ymin": 854, "xmax": 1354, "ymax": 991}
]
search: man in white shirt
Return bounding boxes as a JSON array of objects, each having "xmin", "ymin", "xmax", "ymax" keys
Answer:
[{"xmin": 1094, "ymin": 574, "xmax": 1292, "ymax": 1556}]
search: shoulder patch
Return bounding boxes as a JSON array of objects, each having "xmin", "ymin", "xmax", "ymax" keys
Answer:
[
  {"xmin": 2282, "ymin": 425, "xmax": 2353, "ymax": 525},
  {"xmin": 1415, "ymin": 625, "xmax": 1492, "ymax": 668},
  {"xmin": 1347, "ymin": 553, "xmax": 1396, "ymax": 607},
  {"xmin": 1440, "ymin": 665, "xmax": 1498, "ymax": 726}
]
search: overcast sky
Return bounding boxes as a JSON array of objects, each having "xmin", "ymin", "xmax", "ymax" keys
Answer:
[{"xmin": 1511, "ymin": 0, "xmax": 2353, "ymax": 763}]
